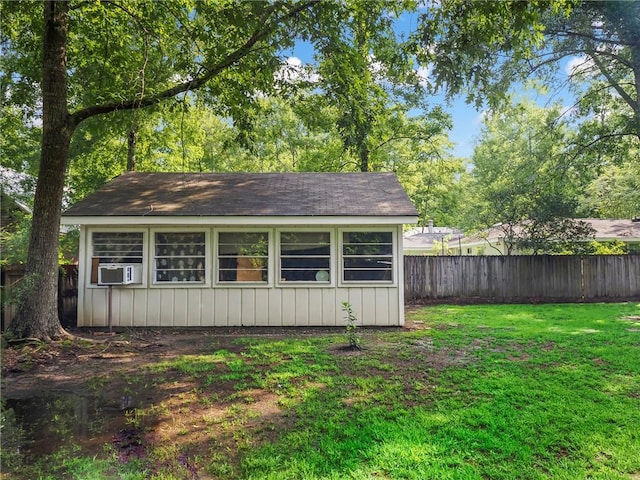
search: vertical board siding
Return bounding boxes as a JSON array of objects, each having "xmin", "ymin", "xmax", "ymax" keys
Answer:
[
  {"xmin": 74, "ymin": 286, "xmax": 400, "ymax": 327},
  {"xmin": 119, "ymin": 289, "xmax": 134, "ymax": 328},
  {"xmin": 227, "ymin": 289, "xmax": 242, "ymax": 326},
  {"xmin": 132, "ymin": 290, "xmax": 148, "ymax": 327},
  {"xmin": 214, "ymin": 289, "xmax": 229, "ymax": 326},
  {"xmin": 281, "ymin": 289, "xmax": 297, "ymax": 326},
  {"xmin": 268, "ymin": 289, "xmax": 283, "ymax": 327},
  {"xmin": 295, "ymin": 289, "xmax": 310, "ymax": 326},
  {"xmin": 241, "ymin": 290, "xmax": 256, "ymax": 327},
  {"xmin": 405, "ymin": 255, "xmax": 640, "ymax": 302},
  {"xmin": 322, "ymin": 289, "xmax": 337, "ymax": 326},
  {"xmin": 255, "ymin": 289, "xmax": 270, "ymax": 326}
]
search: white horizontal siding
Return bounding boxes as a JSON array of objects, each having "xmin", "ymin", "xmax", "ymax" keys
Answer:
[{"xmin": 79, "ymin": 286, "xmax": 400, "ymax": 327}]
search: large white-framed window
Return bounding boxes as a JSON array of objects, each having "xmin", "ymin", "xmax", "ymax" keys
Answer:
[
  {"xmin": 90, "ymin": 230, "xmax": 145, "ymax": 285},
  {"xmin": 341, "ymin": 230, "xmax": 394, "ymax": 283},
  {"xmin": 217, "ymin": 230, "xmax": 269, "ymax": 284},
  {"xmin": 153, "ymin": 230, "xmax": 207, "ymax": 284},
  {"xmin": 278, "ymin": 230, "xmax": 332, "ymax": 284}
]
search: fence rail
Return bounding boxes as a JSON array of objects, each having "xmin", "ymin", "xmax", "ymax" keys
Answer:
[{"xmin": 405, "ymin": 255, "xmax": 640, "ymax": 302}]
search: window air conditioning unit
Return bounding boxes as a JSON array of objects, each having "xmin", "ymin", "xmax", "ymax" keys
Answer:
[{"xmin": 98, "ymin": 264, "xmax": 135, "ymax": 286}]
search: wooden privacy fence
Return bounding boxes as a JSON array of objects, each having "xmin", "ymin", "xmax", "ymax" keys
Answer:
[
  {"xmin": 1, "ymin": 265, "xmax": 78, "ymax": 330},
  {"xmin": 405, "ymin": 255, "xmax": 640, "ymax": 302}
]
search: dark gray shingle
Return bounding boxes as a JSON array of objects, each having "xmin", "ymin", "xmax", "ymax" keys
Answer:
[{"xmin": 63, "ymin": 172, "xmax": 418, "ymax": 217}]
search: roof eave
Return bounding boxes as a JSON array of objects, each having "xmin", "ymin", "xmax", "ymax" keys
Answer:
[{"xmin": 60, "ymin": 215, "xmax": 419, "ymax": 226}]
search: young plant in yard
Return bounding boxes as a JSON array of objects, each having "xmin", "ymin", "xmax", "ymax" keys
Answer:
[{"xmin": 342, "ymin": 301, "xmax": 362, "ymax": 350}]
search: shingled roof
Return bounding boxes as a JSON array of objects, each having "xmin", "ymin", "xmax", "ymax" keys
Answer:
[{"xmin": 62, "ymin": 172, "xmax": 418, "ymax": 218}]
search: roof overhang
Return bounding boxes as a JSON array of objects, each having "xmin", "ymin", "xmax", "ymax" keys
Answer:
[{"xmin": 61, "ymin": 215, "xmax": 419, "ymax": 226}]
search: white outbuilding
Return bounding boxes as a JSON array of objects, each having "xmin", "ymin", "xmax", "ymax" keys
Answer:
[{"xmin": 61, "ymin": 172, "xmax": 418, "ymax": 328}]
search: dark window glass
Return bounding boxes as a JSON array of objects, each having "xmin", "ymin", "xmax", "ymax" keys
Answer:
[
  {"xmin": 280, "ymin": 232, "xmax": 330, "ymax": 282},
  {"xmin": 92, "ymin": 232, "xmax": 143, "ymax": 264},
  {"xmin": 342, "ymin": 232, "xmax": 393, "ymax": 282}
]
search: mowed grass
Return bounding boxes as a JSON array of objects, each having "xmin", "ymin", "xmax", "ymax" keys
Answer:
[
  {"xmin": 234, "ymin": 303, "xmax": 640, "ymax": 480},
  {"xmin": 7, "ymin": 303, "xmax": 640, "ymax": 480}
]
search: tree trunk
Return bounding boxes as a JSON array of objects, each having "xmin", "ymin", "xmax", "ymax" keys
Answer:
[
  {"xmin": 9, "ymin": 1, "xmax": 73, "ymax": 340},
  {"xmin": 359, "ymin": 145, "xmax": 369, "ymax": 172},
  {"xmin": 127, "ymin": 126, "xmax": 137, "ymax": 171}
]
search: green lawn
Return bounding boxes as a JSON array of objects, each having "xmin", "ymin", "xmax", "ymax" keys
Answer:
[{"xmin": 6, "ymin": 303, "xmax": 640, "ymax": 479}]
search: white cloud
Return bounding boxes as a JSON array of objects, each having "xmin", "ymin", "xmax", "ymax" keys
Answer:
[
  {"xmin": 476, "ymin": 110, "xmax": 489, "ymax": 125},
  {"xmin": 415, "ymin": 65, "xmax": 430, "ymax": 87},
  {"xmin": 286, "ymin": 56, "xmax": 302, "ymax": 68},
  {"xmin": 275, "ymin": 56, "xmax": 320, "ymax": 84},
  {"xmin": 368, "ymin": 55, "xmax": 385, "ymax": 76},
  {"xmin": 565, "ymin": 55, "xmax": 595, "ymax": 78}
]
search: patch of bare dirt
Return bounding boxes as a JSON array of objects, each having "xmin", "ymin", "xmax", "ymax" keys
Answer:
[
  {"xmin": 1, "ymin": 329, "xmax": 215, "ymax": 397},
  {"xmin": 1, "ymin": 327, "xmax": 355, "ymax": 393}
]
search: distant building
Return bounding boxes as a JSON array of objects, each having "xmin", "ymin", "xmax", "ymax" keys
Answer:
[
  {"xmin": 1, "ymin": 167, "xmax": 33, "ymax": 251},
  {"xmin": 403, "ymin": 220, "xmax": 465, "ymax": 255},
  {"xmin": 452, "ymin": 219, "xmax": 640, "ymax": 255}
]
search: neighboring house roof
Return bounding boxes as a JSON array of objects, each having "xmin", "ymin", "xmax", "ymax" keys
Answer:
[
  {"xmin": 460, "ymin": 218, "xmax": 640, "ymax": 247},
  {"xmin": 586, "ymin": 218, "xmax": 640, "ymax": 240},
  {"xmin": 0, "ymin": 166, "xmax": 34, "ymax": 214},
  {"xmin": 403, "ymin": 225, "xmax": 464, "ymax": 252},
  {"xmin": 62, "ymin": 172, "xmax": 418, "ymax": 219}
]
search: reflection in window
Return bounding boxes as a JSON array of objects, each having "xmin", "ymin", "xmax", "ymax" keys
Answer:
[
  {"xmin": 342, "ymin": 232, "xmax": 393, "ymax": 282},
  {"xmin": 218, "ymin": 232, "xmax": 268, "ymax": 282},
  {"xmin": 280, "ymin": 232, "xmax": 330, "ymax": 282},
  {"xmin": 155, "ymin": 232, "xmax": 206, "ymax": 283},
  {"xmin": 92, "ymin": 232, "xmax": 143, "ymax": 264}
]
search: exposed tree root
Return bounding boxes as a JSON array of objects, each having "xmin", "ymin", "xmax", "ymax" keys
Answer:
[
  {"xmin": 5, "ymin": 337, "xmax": 43, "ymax": 346},
  {"xmin": 5, "ymin": 327, "xmax": 119, "ymax": 346}
]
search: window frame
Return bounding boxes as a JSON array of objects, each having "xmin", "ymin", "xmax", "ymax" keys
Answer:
[
  {"xmin": 215, "ymin": 229, "xmax": 271, "ymax": 286},
  {"xmin": 276, "ymin": 228, "xmax": 334, "ymax": 287},
  {"xmin": 339, "ymin": 228, "xmax": 396, "ymax": 285},
  {"xmin": 150, "ymin": 228, "xmax": 210, "ymax": 287},
  {"xmin": 88, "ymin": 228, "xmax": 147, "ymax": 287}
]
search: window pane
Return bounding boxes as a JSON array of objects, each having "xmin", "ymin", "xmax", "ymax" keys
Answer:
[
  {"xmin": 218, "ymin": 232, "xmax": 268, "ymax": 282},
  {"xmin": 343, "ymin": 232, "xmax": 393, "ymax": 282},
  {"xmin": 280, "ymin": 232, "xmax": 330, "ymax": 282},
  {"xmin": 92, "ymin": 232, "xmax": 143, "ymax": 264},
  {"xmin": 155, "ymin": 232, "xmax": 206, "ymax": 283}
]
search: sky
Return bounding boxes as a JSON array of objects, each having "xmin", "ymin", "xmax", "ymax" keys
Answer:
[
  {"xmin": 282, "ymin": 46, "xmax": 484, "ymax": 159},
  {"xmin": 281, "ymin": 10, "xmax": 580, "ymax": 161}
]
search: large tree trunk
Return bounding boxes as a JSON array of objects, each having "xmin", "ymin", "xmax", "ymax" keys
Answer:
[{"xmin": 9, "ymin": 1, "xmax": 73, "ymax": 340}]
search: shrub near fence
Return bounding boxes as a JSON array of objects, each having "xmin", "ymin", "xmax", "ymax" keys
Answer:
[{"xmin": 405, "ymin": 255, "xmax": 640, "ymax": 303}]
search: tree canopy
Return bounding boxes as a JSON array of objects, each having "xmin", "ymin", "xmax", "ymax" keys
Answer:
[
  {"xmin": 2, "ymin": 0, "xmax": 639, "ymax": 339},
  {"xmin": 2, "ymin": 0, "xmax": 449, "ymax": 339}
]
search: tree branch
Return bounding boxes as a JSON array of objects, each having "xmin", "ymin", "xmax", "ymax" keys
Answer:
[
  {"xmin": 547, "ymin": 27, "xmax": 635, "ymax": 49},
  {"xmin": 568, "ymin": 131, "xmax": 637, "ymax": 162},
  {"xmin": 69, "ymin": 1, "xmax": 318, "ymax": 126},
  {"xmin": 588, "ymin": 53, "xmax": 640, "ymax": 117}
]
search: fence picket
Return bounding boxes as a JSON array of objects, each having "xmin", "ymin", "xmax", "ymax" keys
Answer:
[{"xmin": 405, "ymin": 255, "xmax": 640, "ymax": 302}]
